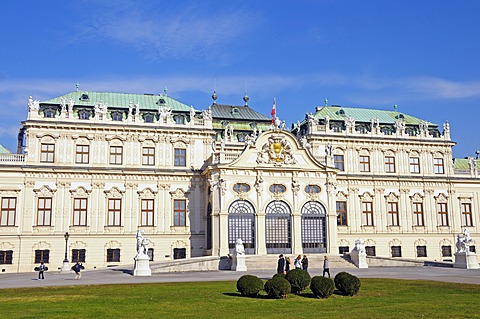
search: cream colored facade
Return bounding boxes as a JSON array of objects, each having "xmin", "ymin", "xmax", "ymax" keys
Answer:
[{"xmin": 0, "ymin": 92, "xmax": 478, "ymax": 273}]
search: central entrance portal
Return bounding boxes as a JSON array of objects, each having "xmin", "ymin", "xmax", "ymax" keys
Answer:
[
  {"xmin": 265, "ymin": 200, "xmax": 292, "ymax": 254},
  {"xmin": 301, "ymin": 201, "xmax": 327, "ymax": 253}
]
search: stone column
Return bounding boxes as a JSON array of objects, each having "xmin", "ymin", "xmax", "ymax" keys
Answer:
[{"xmin": 326, "ymin": 175, "xmax": 338, "ymax": 254}]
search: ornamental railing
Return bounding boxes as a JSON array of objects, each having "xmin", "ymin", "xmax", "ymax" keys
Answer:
[{"xmin": 0, "ymin": 154, "xmax": 25, "ymax": 163}]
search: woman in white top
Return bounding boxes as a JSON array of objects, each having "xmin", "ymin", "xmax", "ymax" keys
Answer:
[{"xmin": 294, "ymin": 255, "xmax": 302, "ymax": 269}]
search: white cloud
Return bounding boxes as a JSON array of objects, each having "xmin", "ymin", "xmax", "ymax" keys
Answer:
[{"xmin": 75, "ymin": 3, "xmax": 258, "ymax": 61}]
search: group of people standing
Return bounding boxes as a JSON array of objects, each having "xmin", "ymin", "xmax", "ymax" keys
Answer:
[{"xmin": 277, "ymin": 254, "xmax": 330, "ymax": 278}]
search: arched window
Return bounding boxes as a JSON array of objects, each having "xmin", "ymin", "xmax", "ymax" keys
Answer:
[
  {"xmin": 228, "ymin": 200, "xmax": 255, "ymax": 254},
  {"xmin": 265, "ymin": 201, "xmax": 291, "ymax": 254},
  {"xmin": 301, "ymin": 201, "xmax": 327, "ymax": 253}
]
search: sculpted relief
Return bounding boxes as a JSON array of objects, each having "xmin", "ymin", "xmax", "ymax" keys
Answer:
[{"xmin": 256, "ymin": 133, "xmax": 297, "ymax": 167}]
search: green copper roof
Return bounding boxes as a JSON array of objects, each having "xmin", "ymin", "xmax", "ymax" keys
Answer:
[
  {"xmin": 0, "ymin": 144, "xmax": 12, "ymax": 154},
  {"xmin": 454, "ymin": 158, "xmax": 479, "ymax": 170},
  {"xmin": 42, "ymin": 91, "xmax": 191, "ymax": 112},
  {"xmin": 313, "ymin": 106, "xmax": 436, "ymax": 126},
  {"xmin": 211, "ymin": 104, "xmax": 270, "ymax": 121}
]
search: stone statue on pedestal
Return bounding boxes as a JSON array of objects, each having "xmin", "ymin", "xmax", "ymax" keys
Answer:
[{"xmin": 134, "ymin": 229, "xmax": 152, "ymax": 276}]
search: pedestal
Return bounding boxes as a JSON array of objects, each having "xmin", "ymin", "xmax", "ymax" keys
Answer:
[
  {"xmin": 134, "ymin": 254, "xmax": 152, "ymax": 276},
  {"xmin": 454, "ymin": 252, "xmax": 479, "ymax": 269},
  {"xmin": 60, "ymin": 261, "xmax": 71, "ymax": 273},
  {"xmin": 231, "ymin": 254, "xmax": 247, "ymax": 271},
  {"xmin": 350, "ymin": 251, "xmax": 368, "ymax": 268}
]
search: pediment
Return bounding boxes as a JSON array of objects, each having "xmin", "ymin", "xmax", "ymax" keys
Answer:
[{"xmin": 218, "ymin": 130, "xmax": 330, "ymax": 172}]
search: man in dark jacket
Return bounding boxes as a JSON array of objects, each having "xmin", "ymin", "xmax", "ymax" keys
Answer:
[
  {"xmin": 301, "ymin": 255, "xmax": 309, "ymax": 272},
  {"xmin": 277, "ymin": 254, "xmax": 285, "ymax": 274},
  {"xmin": 72, "ymin": 262, "xmax": 84, "ymax": 280}
]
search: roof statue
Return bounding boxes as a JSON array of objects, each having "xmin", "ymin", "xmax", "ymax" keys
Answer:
[{"xmin": 28, "ymin": 96, "xmax": 40, "ymax": 111}]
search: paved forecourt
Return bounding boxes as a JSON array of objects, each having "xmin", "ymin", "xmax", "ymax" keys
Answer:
[{"xmin": 0, "ymin": 266, "xmax": 479, "ymax": 290}]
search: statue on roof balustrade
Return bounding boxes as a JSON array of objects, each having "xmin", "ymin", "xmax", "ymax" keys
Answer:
[
  {"xmin": 28, "ymin": 96, "xmax": 40, "ymax": 111},
  {"xmin": 158, "ymin": 105, "xmax": 171, "ymax": 123}
]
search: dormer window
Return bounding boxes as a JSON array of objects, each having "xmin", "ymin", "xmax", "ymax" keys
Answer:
[
  {"xmin": 143, "ymin": 113, "xmax": 155, "ymax": 123},
  {"xmin": 338, "ymin": 109, "xmax": 345, "ymax": 115},
  {"xmin": 396, "ymin": 114, "xmax": 404, "ymax": 119},
  {"xmin": 174, "ymin": 115, "xmax": 185, "ymax": 124},
  {"xmin": 231, "ymin": 108, "xmax": 239, "ymax": 115},
  {"xmin": 111, "ymin": 111, "xmax": 123, "ymax": 121},
  {"xmin": 80, "ymin": 94, "xmax": 89, "ymax": 101},
  {"xmin": 158, "ymin": 98, "xmax": 165, "ymax": 105},
  {"xmin": 78, "ymin": 109, "xmax": 91, "ymax": 120},
  {"xmin": 43, "ymin": 107, "xmax": 56, "ymax": 118}
]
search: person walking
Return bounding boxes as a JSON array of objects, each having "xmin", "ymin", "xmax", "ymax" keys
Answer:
[
  {"xmin": 285, "ymin": 256, "xmax": 291, "ymax": 273},
  {"xmin": 294, "ymin": 255, "xmax": 302, "ymax": 269},
  {"xmin": 277, "ymin": 254, "xmax": 286, "ymax": 274},
  {"xmin": 323, "ymin": 255, "xmax": 330, "ymax": 278},
  {"xmin": 301, "ymin": 255, "xmax": 309, "ymax": 272},
  {"xmin": 72, "ymin": 261, "xmax": 84, "ymax": 280},
  {"xmin": 38, "ymin": 262, "xmax": 47, "ymax": 280}
]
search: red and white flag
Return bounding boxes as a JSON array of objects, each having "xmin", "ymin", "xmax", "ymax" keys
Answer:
[{"xmin": 271, "ymin": 98, "xmax": 276, "ymax": 124}]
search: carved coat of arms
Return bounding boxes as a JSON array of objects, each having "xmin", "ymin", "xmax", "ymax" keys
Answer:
[{"xmin": 256, "ymin": 133, "xmax": 297, "ymax": 166}]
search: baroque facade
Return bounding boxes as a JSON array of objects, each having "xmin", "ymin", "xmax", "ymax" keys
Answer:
[{"xmin": 0, "ymin": 90, "xmax": 478, "ymax": 273}]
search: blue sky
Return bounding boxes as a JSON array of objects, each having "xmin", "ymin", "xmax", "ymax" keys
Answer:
[{"xmin": 1, "ymin": 1, "xmax": 480, "ymax": 157}]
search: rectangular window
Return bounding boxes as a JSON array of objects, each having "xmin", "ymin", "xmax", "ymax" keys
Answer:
[
  {"xmin": 359, "ymin": 155, "xmax": 370, "ymax": 172},
  {"xmin": 338, "ymin": 246, "xmax": 350, "ymax": 254},
  {"xmin": 334, "ymin": 155, "xmax": 344, "ymax": 171},
  {"xmin": 461, "ymin": 203, "xmax": 473, "ymax": 227},
  {"xmin": 37, "ymin": 197, "xmax": 52, "ymax": 226},
  {"xmin": 75, "ymin": 145, "xmax": 90, "ymax": 164},
  {"xmin": 141, "ymin": 199, "xmax": 154, "ymax": 226},
  {"xmin": 1, "ymin": 197, "xmax": 16, "ymax": 226},
  {"xmin": 109, "ymin": 146, "xmax": 123, "ymax": 165},
  {"xmin": 434, "ymin": 158, "xmax": 444, "ymax": 174},
  {"xmin": 106, "ymin": 248, "xmax": 120, "ymax": 262},
  {"xmin": 142, "ymin": 147, "xmax": 155, "ymax": 166},
  {"xmin": 34, "ymin": 249, "xmax": 50, "ymax": 263},
  {"xmin": 71, "ymin": 249, "xmax": 86, "ymax": 263},
  {"xmin": 174, "ymin": 199, "xmax": 186, "ymax": 226},
  {"xmin": 469, "ymin": 246, "xmax": 476, "ymax": 253},
  {"xmin": 437, "ymin": 202, "xmax": 449, "ymax": 226},
  {"xmin": 416, "ymin": 245, "xmax": 427, "ymax": 257},
  {"xmin": 391, "ymin": 246, "xmax": 402, "ymax": 257},
  {"xmin": 336, "ymin": 201, "xmax": 348, "ymax": 226},
  {"xmin": 387, "ymin": 202, "xmax": 399, "ymax": 226},
  {"xmin": 107, "ymin": 199, "xmax": 121, "ymax": 226},
  {"xmin": 0, "ymin": 250, "xmax": 13, "ymax": 264},
  {"xmin": 174, "ymin": 148, "xmax": 186, "ymax": 167},
  {"xmin": 40, "ymin": 143, "xmax": 55, "ymax": 163},
  {"xmin": 362, "ymin": 202, "xmax": 374, "ymax": 226},
  {"xmin": 73, "ymin": 198, "xmax": 87, "ymax": 226},
  {"xmin": 413, "ymin": 202, "xmax": 424, "ymax": 226},
  {"xmin": 409, "ymin": 157, "xmax": 420, "ymax": 174},
  {"xmin": 365, "ymin": 246, "xmax": 376, "ymax": 256},
  {"xmin": 441, "ymin": 245, "xmax": 452, "ymax": 257},
  {"xmin": 385, "ymin": 156, "xmax": 396, "ymax": 173}
]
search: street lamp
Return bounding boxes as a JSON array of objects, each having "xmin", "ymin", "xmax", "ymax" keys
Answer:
[
  {"xmin": 63, "ymin": 232, "xmax": 70, "ymax": 263},
  {"xmin": 61, "ymin": 232, "xmax": 70, "ymax": 272}
]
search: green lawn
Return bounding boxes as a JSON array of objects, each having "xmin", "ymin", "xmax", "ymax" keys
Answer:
[{"xmin": 1, "ymin": 278, "xmax": 479, "ymax": 319}]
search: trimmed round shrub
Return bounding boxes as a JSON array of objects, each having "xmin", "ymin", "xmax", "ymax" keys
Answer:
[
  {"xmin": 285, "ymin": 269, "xmax": 311, "ymax": 294},
  {"xmin": 310, "ymin": 276, "xmax": 335, "ymax": 298},
  {"xmin": 236, "ymin": 275, "xmax": 264, "ymax": 297},
  {"xmin": 264, "ymin": 277, "xmax": 291, "ymax": 299},
  {"xmin": 334, "ymin": 271, "xmax": 361, "ymax": 296},
  {"xmin": 272, "ymin": 273, "xmax": 286, "ymax": 280}
]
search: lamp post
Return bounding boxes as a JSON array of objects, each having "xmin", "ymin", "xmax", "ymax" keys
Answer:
[{"xmin": 61, "ymin": 232, "xmax": 70, "ymax": 272}]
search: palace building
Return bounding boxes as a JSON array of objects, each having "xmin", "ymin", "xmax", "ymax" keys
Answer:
[{"xmin": 0, "ymin": 89, "xmax": 478, "ymax": 273}]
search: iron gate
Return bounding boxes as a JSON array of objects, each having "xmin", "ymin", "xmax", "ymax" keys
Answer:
[
  {"xmin": 301, "ymin": 201, "xmax": 327, "ymax": 253},
  {"xmin": 265, "ymin": 201, "xmax": 292, "ymax": 254},
  {"xmin": 228, "ymin": 200, "xmax": 255, "ymax": 254}
]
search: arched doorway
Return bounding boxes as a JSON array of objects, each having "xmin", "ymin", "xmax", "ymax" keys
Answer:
[
  {"xmin": 265, "ymin": 201, "xmax": 292, "ymax": 254},
  {"xmin": 301, "ymin": 201, "xmax": 327, "ymax": 253},
  {"xmin": 228, "ymin": 200, "xmax": 255, "ymax": 254}
]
